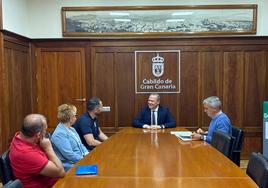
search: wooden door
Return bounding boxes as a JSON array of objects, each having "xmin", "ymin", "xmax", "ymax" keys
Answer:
[{"xmin": 35, "ymin": 48, "xmax": 86, "ymax": 131}]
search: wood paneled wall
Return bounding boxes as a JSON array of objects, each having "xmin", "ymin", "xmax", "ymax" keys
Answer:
[
  {"xmin": 0, "ymin": 32, "xmax": 4, "ymax": 154},
  {"xmin": 0, "ymin": 31, "xmax": 32, "ymax": 153},
  {"xmin": 34, "ymin": 47, "xmax": 87, "ymax": 130},
  {"xmin": 1, "ymin": 31, "xmax": 268, "ymax": 159},
  {"xmin": 89, "ymin": 38, "xmax": 268, "ymax": 158}
]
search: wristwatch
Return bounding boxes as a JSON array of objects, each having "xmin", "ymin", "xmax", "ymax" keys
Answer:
[
  {"xmin": 161, "ymin": 125, "xmax": 165, "ymax": 129},
  {"xmin": 200, "ymin": 135, "xmax": 204, "ymax": 140}
]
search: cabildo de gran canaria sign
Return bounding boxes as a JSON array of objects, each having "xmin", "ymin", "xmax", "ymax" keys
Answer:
[{"xmin": 135, "ymin": 50, "xmax": 180, "ymax": 94}]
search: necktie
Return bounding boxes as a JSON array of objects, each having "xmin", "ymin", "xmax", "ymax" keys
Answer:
[{"xmin": 152, "ymin": 111, "xmax": 156, "ymax": 125}]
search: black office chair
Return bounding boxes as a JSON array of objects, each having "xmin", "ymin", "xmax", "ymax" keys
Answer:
[
  {"xmin": 45, "ymin": 132, "xmax": 52, "ymax": 140},
  {"xmin": 231, "ymin": 126, "xmax": 244, "ymax": 166},
  {"xmin": 246, "ymin": 152, "xmax": 268, "ymax": 188},
  {"xmin": 3, "ymin": 179, "xmax": 23, "ymax": 188},
  {"xmin": 211, "ymin": 131, "xmax": 234, "ymax": 158},
  {"xmin": 0, "ymin": 150, "xmax": 15, "ymax": 185}
]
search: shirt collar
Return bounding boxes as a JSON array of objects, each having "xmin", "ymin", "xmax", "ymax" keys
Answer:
[
  {"xmin": 13, "ymin": 132, "xmax": 39, "ymax": 148},
  {"xmin": 212, "ymin": 110, "xmax": 222, "ymax": 119},
  {"xmin": 151, "ymin": 106, "xmax": 159, "ymax": 112},
  {"xmin": 87, "ymin": 111, "xmax": 97, "ymax": 121}
]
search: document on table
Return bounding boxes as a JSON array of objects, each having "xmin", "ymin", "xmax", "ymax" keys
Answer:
[{"xmin": 170, "ymin": 131, "xmax": 193, "ymax": 141}]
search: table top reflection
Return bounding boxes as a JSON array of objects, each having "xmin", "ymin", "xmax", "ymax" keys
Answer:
[{"xmin": 53, "ymin": 127, "xmax": 257, "ymax": 188}]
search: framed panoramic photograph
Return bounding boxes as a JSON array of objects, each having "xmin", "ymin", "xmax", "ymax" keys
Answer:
[{"xmin": 61, "ymin": 5, "xmax": 257, "ymax": 37}]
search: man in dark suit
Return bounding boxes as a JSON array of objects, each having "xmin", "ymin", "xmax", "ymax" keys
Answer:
[{"xmin": 133, "ymin": 93, "xmax": 176, "ymax": 129}]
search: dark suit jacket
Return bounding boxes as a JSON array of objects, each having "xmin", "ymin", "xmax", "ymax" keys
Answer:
[{"xmin": 132, "ymin": 105, "xmax": 176, "ymax": 128}]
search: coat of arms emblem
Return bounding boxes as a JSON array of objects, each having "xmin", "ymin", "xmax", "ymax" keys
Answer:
[{"xmin": 152, "ymin": 53, "xmax": 164, "ymax": 77}]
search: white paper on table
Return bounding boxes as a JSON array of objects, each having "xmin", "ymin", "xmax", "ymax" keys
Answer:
[{"xmin": 170, "ymin": 131, "xmax": 192, "ymax": 141}]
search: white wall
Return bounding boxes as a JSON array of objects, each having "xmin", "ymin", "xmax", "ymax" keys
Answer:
[
  {"xmin": 3, "ymin": 0, "xmax": 268, "ymax": 38},
  {"xmin": 3, "ymin": 0, "xmax": 29, "ymax": 36}
]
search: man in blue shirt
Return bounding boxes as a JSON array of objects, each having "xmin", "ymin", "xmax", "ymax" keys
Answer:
[
  {"xmin": 73, "ymin": 97, "xmax": 108, "ymax": 151},
  {"xmin": 133, "ymin": 93, "xmax": 176, "ymax": 129},
  {"xmin": 191, "ymin": 96, "xmax": 232, "ymax": 143}
]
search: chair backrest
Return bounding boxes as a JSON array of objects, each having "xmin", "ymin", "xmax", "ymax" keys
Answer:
[
  {"xmin": 232, "ymin": 126, "xmax": 244, "ymax": 151},
  {"xmin": 246, "ymin": 152, "xmax": 268, "ymax": 188},
  {"xmin": 45, "ymin": 132, "xmax": 52, "ymax": 140},
  {"xmin": 211, "ymin": 131, "xmax": 234, "ymax": 158},
  {"xmin": 0, "ymin": 150, "xmax": 15, "ymax": 185},
  {"xmin": 3, "ymin": 179, "xmax": 23, "ymax": 188},
  {"xmin": 231, "ymin": 126, "xmax": 244, "ymax": 166}
]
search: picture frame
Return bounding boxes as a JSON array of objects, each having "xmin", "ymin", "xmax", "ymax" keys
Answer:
[{"xmin": 61, "ymin": 5, "xmax": 257, "ymax": 37}]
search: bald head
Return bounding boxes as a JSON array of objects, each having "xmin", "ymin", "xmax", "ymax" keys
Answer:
[{"xmin": 21, "ymin": 114, "xmax": 47, "ymax": 137}]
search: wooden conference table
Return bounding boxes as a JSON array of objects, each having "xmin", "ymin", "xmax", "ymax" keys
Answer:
[{"xmin": 53, "ymin": 127, "xmax": 257, "ymax": 188}]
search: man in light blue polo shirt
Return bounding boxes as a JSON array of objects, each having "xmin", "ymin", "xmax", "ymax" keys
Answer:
[{"xmin": 191, "ymin": 96, "xmax": 232, "ymax": 143}]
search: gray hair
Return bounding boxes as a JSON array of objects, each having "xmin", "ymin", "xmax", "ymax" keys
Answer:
[
  {"xmin": 203, "ymin": 96, "xmax": 221, "ymax": 109},
  {"xmin": 150, "ymin": 93, "xmax": 160, "ymax": 102}
]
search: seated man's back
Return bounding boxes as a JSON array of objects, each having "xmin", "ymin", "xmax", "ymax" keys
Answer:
[
  {"xmin": 9, "ymin": 114, "xmax": 65, "ymax": 188},
  {"xmin": 10, "ymin": 133, "xmax": 58, "ymax": 188}
]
